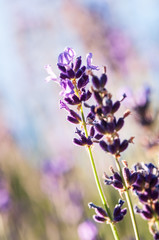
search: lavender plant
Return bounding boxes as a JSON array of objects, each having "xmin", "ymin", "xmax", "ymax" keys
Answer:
[{"xmin": 45, "ymin": 47, "xmax": 159, "ymax": 240}]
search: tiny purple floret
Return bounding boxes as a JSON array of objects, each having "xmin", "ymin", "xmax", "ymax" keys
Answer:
[{"xmin": 86, "ymin": 53, "xmax": 100, "ymax": 71}]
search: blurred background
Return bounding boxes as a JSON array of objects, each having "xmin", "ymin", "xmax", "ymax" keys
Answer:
[{"xmin": 0, "ymin": 0, "xmax": 159, "ymax": 239}]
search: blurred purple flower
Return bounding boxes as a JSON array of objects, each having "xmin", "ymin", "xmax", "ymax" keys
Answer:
[
  {"xmin": 78, "ymin": 220, "xmax": 98, "ymax": 240},
  {"xmin": 41, "ymin": 158, "xmax": 73, "ymax": 193},
  {"xmin": 0, "ymin": 183, "xmax": 10, "ymax": 211},
  {"xmin": 42, "ymin": 158, "xmax": 72, "ymax": 178}
]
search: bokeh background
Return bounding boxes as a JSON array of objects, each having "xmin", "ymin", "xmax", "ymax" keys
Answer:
[{"xmin": 0, "ymin": 0, "xmax": 159, "ymax": 239}]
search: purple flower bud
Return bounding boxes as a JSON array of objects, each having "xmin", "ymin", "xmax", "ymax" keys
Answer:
[
  {"xmin": 81, "ymin": 135, "xmax": 88, "ymax": 145},
  {"xmin": 76, "ymin": 69, "xmax": 83, "ymax": 78},
  {"xmin": 151, "ymin": 190, "xmax": 158, "ymax": 201},
  {"xmin": 86, "ymin": 137, "xmax": 93, "ymax": 146},
  {"xmin": 99, "ymin": 140, "xmax": 108, "ymax": 152},
  {"xmin": 92, "ymin": 75, "xmax": 100, "ymax": 89},
  {"xmin": 87, "ymin": 112, "xmax": 95, "ymax": 122},
  {"xmin": 113, "ymin": 138, "xmax": 120, "ymax": 150},
  {"xmin": 102, "ymin": 106, "xmax": 111, "ymax": 115},
  {"xmin": 133, "ymin": 185, "xmax": 144, "ymax": 192},
  {"xmin": 107, "ymin": 144, "xmax": 117, "ymax": 154},
  {"xmin": 73, "ymin": 138, "xmax": 84, "ymax": 146},
  {"xmin": 114, "ymin": 214, "xmax": 124, "ymax": 222},
  {"xmin": 113, "ymin": 206, "xmax": 121, "ymax": 218},
  {"xmin": 101, "ymin": 119, "xmax": 107, "ymax": 129},
  {"xmin": 69, "ymin": 110, "xmax": 81, "ymax": 122},
  {"xmin": 138, "ymin": 193, "xmax": 149, "ymax": 203},
  {"xmin": 67, "ymin": 116, "xmax": 79, "ymax": 124},
  {"xmin": 94, "ymin": 92, "xmax": 102, "ymax": 105},
  {"xmin": 113, "ymin": 172, "xmax": 122, "ymax": 182},
  {"xmin": 72, "ymin": 95, "xmax": 81, "ymax": 105},
  {"xmin": 155, "ymin": 202, "xmax": 159, "ymax": 216},
  {"xmin": 96, "ymin": 108, "xmax": 103, "ymax": 115},
  {"xmin": 95, "ymin": 123, "xmax": 106, "ymax": 134},
  {"xmin": 67, "ymin": 68, "xmax": 75, "ymax": 79},
  {"xmin": 135, "ymin": 173, "xmax": 145, "ymax": 186},
  {"xmin": 90, "ymin": 126, "xmax": 95, "ymax": 137},
  {"xmin": 85, "ymin": 90, "xmax": 92, "ymax": 101},
  {"xmin": 91, "ymin": 106, "xmax": 95, "ymax": 114},
  {"xmin": 107, "ymin": 122, "xmax": 115, "ymax": 133},
  {"xmin": 113, "ymin": 180, "xmax": 123, "ymax": 189},
  {"xmin": 106, "ymin": 99, "xmax": 113, "ymax": 109},
  {"xmin": 145, "ymin": 173, "xmax": 153, "ymax": 183},
  {"xmin": 74, "ymin": 56, "xmax": 82, "ymax": 72},
  {"xmin": 64, "ymin": 97, "xmax": 73, "ymax": 104},
  {"xmin": 113, "ymin": 200, "xmax": 127, "ymax": 222},
  {"xmin": 94, "ymin": 134, "xmax": 103, "ymax": 140},
  {"xmin": 112, "ymin": 101, "xmax": 120, "ymax": 114},
  {"xmin": 129, "ymin": 172, "xmax": 138, "ymax": 185},
  {"xmin": 57, "ymin": 63, "xmax": 66, "ymax": 73},
  {"xmin": 81, "ymin": 66, "xmax": 86, "ymax": 72},
  {"xmin": 141, "ymin": 210, "xmax": 153, "ymax": 220},
  {"xmin": 100, "ymin": 74, "xmax": 107, "ymax": 88},
  {"xmin": 95, "ymin": 207, "xmax": 107, "ymax": 218},
  {"xmin": 150, "ymin": 176, "xmax": 158, "ymax": 188},
  {"xmin": 77, "ymin": 77, "xmax": 86, "ymax": 89},
  {"xmin": 60, "ymin": 72, "xmax": 68, "ymax": 79},
  {"xmin": 143, "ymin": 204, "xmax": 153, "ymax": 214},
  {"xmin": 93, "ymin": 215, "xmax": 106, "ymax": 223},
  {"xmin": 116, "ymin": 118, "xmax": 124, "ymax": 131},
  {"xmin": 119, "ymin": 140, "xmax": 129, "ymax": 152},
  {"xmin": 80, "ymin": 90, "xmax": 92, "ymax": 102},
  {"xmin": 123, "ymin": 167, "xmax": 131, "ymax": 182}
]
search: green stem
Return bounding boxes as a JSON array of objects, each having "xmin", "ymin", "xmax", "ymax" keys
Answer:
[
  {"xmin": 80, "ymin": 106, "xmax": 120, "ymax": 240},
  {"xmin": 115, "ymin": 158, "xmax": 140, "ymax": 240}
]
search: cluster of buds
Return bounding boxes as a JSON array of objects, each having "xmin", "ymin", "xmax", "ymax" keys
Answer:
[
  {"xmin": 88, "ymin": 199, "xmax": 127, "ymax": 224},
  {"xmin": 83, "ymin": 72, "xmax": 134, "ymax": 156},
  {"xmin": 103, "ymin": 163, "xmax": 138, "ymax": 193},
  {"xmin": 132, "ymin": 163, "xmax": 159, "ymax": 239}
]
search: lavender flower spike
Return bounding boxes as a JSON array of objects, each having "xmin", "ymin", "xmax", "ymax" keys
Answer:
[
  {"xmin": 86, "ymin": 53, "xmax": 100, "ymax": 70},
  {"xmin": 44, "ymin": 65, "xmax": 58, "ymax": 82}
]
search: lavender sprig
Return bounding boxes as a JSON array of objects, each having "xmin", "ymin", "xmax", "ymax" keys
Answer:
[{"xmin": 45, "ymin": 47, "xmax": 120, "ymax": 240}]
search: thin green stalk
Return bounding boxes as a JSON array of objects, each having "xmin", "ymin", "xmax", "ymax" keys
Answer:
[
  {"xmin": 115, "ymin": 158, "xmax": 140, "ymax": 240},
  {"xmin": 80, "ymin": 106, "xmax": 120, "ymax": 240}
]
